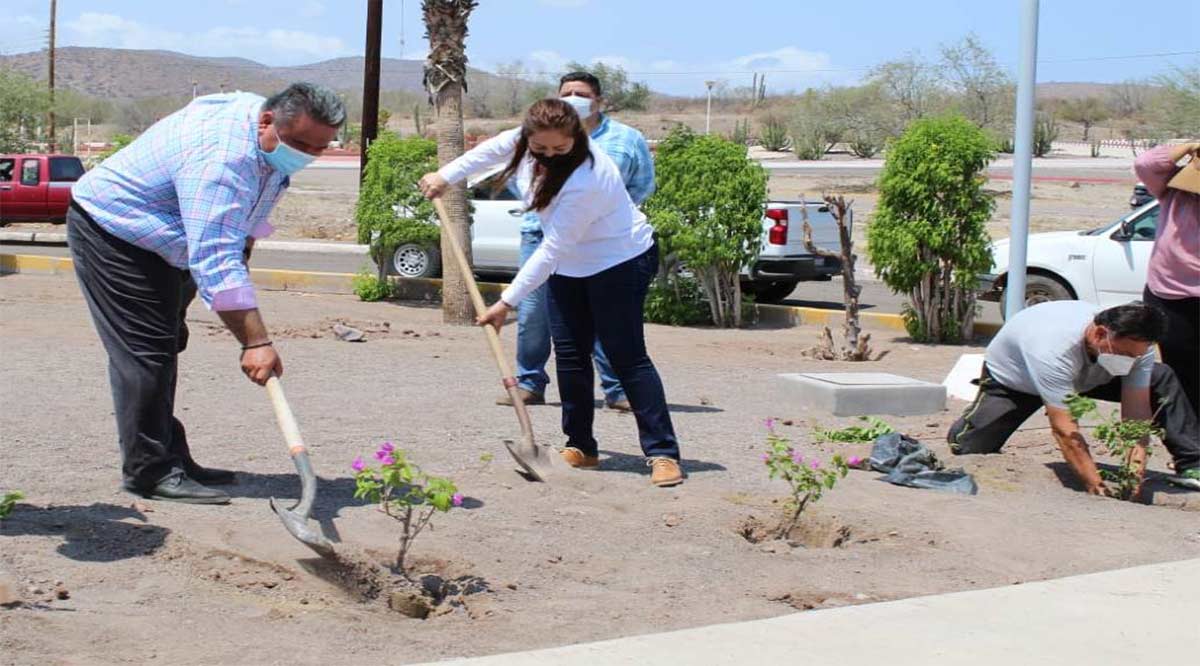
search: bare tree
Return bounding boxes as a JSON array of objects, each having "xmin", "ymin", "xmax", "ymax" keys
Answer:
[
  {"xmin": 938, "ymin": 34, "xmax": 1012, "ymax": 131},
  {"xmin": 495, "ymin": 60, "xmax": 528, "ymax": 117},
  {"xmin": 868, "ymin": 54, "xmax": 940, "ymax": 123},
  {"xmin": 423, "ymin": 0, "xmax": 478, "ymax": 325},
  {"xmin": 1107, "ymin": 79, "xmax": 1149, "ymax": 119},
  {"xmin": 800, "ymin": 195, "xmax": 883, "ymax": 362},
  {"xmin": 1056, "ymin": 97, "xmax": 1109, "ymax": 142}
]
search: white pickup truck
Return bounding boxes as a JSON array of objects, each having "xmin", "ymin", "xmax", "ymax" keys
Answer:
[
  {"xmin": 387, "ymin": 172, "xmax": 844, "ymax": 304},
  {"xmin": 978, "ymin": 200, "xmax": 1160, "ymax": 316}
]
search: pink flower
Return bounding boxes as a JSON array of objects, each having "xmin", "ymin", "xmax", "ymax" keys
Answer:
[
  {"xmin": 790, "ymin": 451, "xmax": 804, "ymax": 465},
  {"xmin": 760, "ymin": 452, "xmax": 770, "ymax": 462},
  {"xmin": 809, "ymin": 460, "xmax": 821, "ymax": 470},
  {"xmin": 351, "ymin": 456, "xmax": 366, "ymax": 472},
  {"xmin": 379, "ymin": 441, "xmax": 395, "ymax": 453},
  {"xmin": 451, "ymin": 493, "xmax": 464, "ymax": 507},
  {"xmin": 374, "ymin": 449, "xmax": 392, "ymax": 462},
  {"xmin": 764, "ymin": 417, "xmax": 776, "ymax": 431},
  {"xmin": 379, "ymin": 454, "xmax": 395, "ymax": 466},
  {"xmin": 848, "ymin": 456, "xmax": 864, "ymax": 467}
]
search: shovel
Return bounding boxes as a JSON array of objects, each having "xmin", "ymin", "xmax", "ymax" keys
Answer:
[
  {"xmin": 432, "ymin": 196, "xmax": 555, "ymax": 482},
  {"xmin": 265, "ymin": 374, "xmax": 336, "ymax": 557}
]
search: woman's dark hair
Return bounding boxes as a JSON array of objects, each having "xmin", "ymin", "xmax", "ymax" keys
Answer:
[
  {"xmin": 496, "ymin": 98, "xmax": 593, "ymax": 212},
  {"xmin": 1094, "ymin": 301, "xmax": 1168, "ymax": 342}
]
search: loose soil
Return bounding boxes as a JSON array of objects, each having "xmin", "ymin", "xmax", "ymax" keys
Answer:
[{"xmin": 1, "ymin": 274, "xmax": 1197, "ymax": 665}]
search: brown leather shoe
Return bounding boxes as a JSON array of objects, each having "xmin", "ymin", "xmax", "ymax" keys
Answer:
[
  {"xmin": 605, "ymin": 398, "xmax": 632, "ymax": 412},
  {"xmin": 496, "ymin": 388, "xmax": 545, "ymax": 406},
  {"xmin": 560, "ymin": 447, "xmax": 600, "ymax": 469},
  {"xmin": 648, "ymin": 457, "xmax": 684, "ymax": 487}
]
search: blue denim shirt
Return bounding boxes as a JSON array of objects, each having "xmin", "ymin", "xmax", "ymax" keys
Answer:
[{"xmin": 520, "ymin": 114, "xmax": 655, "ymax": 233}]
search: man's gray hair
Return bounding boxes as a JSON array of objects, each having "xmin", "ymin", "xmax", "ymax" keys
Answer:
[{"xmin": 265, "ymin": 82, "xmax": 347, "ymax": 128}]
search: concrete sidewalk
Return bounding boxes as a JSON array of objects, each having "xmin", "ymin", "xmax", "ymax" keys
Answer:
[{"xmin": 416, "ymin": 558, "xmax": 1198, "ymax": 665}]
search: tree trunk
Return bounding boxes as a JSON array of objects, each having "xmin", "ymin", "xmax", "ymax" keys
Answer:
[{"xmin": 436, "ymin": 80, "xmax": 473, "ymax": 325}]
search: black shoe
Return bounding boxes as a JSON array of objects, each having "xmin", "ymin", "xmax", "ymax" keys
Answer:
[
  {"xmin": 182, "ymin": 460, "xmax": 237, "ymax": 486},
  {"xmin": 125, "ymin": 472, "xmax": 230, "ymax": 505}
]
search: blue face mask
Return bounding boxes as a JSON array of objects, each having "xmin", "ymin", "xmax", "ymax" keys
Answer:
[{"xmin": 260, "ymin": 124, "xmax": 315, "ymax": 175}]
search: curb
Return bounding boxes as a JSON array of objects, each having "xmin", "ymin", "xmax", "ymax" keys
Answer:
[
  {"xmin": 0, "ymin": 231, "xmax": 369, "ymax": 255},
  {"xmin": 0, "ymin": 253, "xmax": 999, "ymax": 337}
]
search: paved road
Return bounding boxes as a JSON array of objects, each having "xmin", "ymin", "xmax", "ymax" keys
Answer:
[{"xmin": 0, "ymin": 240, "xmax": 1003, "ymax": 325}]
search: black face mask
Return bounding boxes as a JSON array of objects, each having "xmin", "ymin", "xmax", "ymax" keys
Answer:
[{"xmin": 531, "ymin": 151, "xmax": 572, "ymax": 169}]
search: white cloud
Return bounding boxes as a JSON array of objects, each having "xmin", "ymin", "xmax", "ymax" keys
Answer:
[
  {"xmin": 538, "ymin": 0, "xmax": 590, "ymax": 7},
  {"xmin": 299, "ymin": 1, "xmax": 325, "ymax": 18},
  {"xmin": 62, "ymin": 11, "xmax": 352, "ymax": 63},
  {"xmin": 517, "ymin": 46, "xmax": 838, "ymax": 95}
]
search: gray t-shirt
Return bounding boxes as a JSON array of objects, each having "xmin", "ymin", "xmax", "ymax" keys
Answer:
[{"xmin": 985, "ymin": 300, "xmax": 1154, "ymax": 408}]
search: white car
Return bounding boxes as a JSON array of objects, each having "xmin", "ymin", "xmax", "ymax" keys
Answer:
[
  {"xmin": 388, "ymin": 170, "xmax": 844, "ymax": 304},
  {"xmin": 979, "ymin": 201, "xmax": 1160, "ymax": 316}
]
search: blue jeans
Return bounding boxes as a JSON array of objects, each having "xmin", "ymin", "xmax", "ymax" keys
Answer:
[
  {"xmin": 515, "ymin": 230, "xmax": 625, "ymax": 403},
  {"xmin": 547, "ymin": 244, "xmax": 679, "ymax": 459}
]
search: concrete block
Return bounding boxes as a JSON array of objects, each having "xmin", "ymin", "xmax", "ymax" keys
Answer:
[
  {"xmin": 777, "ymin": 372, "xmax": 947, "ymax": 416},
  {"xmin": 943, "ymin": 354, "xmax": 985, "ymax": 402}
]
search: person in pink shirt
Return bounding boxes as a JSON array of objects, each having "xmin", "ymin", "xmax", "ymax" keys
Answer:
[{"xmin": 1134, "ymin": 142, "xmax": 1199, "ymax": 419}]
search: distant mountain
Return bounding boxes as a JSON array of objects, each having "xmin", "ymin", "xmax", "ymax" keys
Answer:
[
  {"xmin": 0, "ymin": 47, "xmax": 510, "ymax": 100},
  {"xmin": 1035, "ymin": 81, "xmax": 1151, "ymax": 101}
]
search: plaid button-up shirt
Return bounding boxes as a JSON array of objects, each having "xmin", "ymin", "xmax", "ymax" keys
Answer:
[
  {"xmin": 72, "ymin": 92, "xmax": 288, "ymax": 310},
  {"xmin": 520, "ymin": 113, "xmax": 655, "ymax": 232}
]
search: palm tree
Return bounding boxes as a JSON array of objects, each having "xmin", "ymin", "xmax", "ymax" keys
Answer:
[{"xmin": 422, "ymin": 0, "xmax": 477, "ymax": 325}]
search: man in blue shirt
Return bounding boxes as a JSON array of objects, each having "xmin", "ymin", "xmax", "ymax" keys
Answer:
[
  {"xmin": 498, "ymin": 71, "xmax": 656, "ymax": 411},
  {"xmin": 68, "ymin": 83, "xmax": 344, "ymax": 504}
]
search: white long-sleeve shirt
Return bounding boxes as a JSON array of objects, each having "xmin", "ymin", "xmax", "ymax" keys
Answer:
[{"xmin": 438, "ymin": 128, "xmax": 654, "ymax": 305}]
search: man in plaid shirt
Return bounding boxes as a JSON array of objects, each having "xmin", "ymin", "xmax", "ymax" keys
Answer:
[{"xmin": 68, "ymin": 83, "xmax": 345, "ymax": 504}]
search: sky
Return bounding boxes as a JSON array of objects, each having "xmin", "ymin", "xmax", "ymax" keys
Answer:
[{"xmin": 2, "ymin": 0, "xmax": 1197, "ymax": 96}]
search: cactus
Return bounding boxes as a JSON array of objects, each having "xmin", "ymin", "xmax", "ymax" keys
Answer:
[
  {"xmin": 413, "ymin": 103, "xmax": 427, "ymax": 136},
  {"xmin": 730, "ymin": 118, "xmax": 751, "ymax": 146},
  {"xmin": 1090, "ymin": 139, "xmax": 1101, "ymax": 158},
  {"xmin": 758, "ymin": 114, "xmax": 791, "ymax": 152},
  {"xmin": 1033, "ymin": 113, "xmax": 1058, "ymax": 158}
]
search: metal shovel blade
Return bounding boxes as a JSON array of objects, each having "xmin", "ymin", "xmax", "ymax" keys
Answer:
[{"xmin": 270, "ymin": 496, "xmax": 335, "ymax": 558}]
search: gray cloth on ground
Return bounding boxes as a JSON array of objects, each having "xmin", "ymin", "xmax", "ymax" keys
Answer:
[{"xmin": 869, "ymin": 432, "xmax": 978, "ymax": 495}]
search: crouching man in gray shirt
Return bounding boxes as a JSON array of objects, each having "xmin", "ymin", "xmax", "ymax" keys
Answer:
[{"xmin": 948, "ymin": 300, "xmax": 1199, "ymax": 494}]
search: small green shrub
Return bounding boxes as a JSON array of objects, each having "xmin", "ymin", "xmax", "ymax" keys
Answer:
[
  {"xmin": 355, "ymin": 132, "xmax": 439, "ymax": 286},
  {"xmin": 758, "ymin": 115, "xmax": 791, "ymax": 151},
  {"xmin": 762, "ymin": 421, "xmax": 852, "ymax": 539},
  {"xmin": 0, "ymin": 490, "xmax": 22, "ymax": 520},
  {"xmin": 1065, "ymin": 393, "xmax": 1161, "ymax": 501},
  {"xmin": 352, "ymin": 442, "xmax": 462, "ymax": 577},
  {"xmin": 815, "ymin": 416, "xmax": 895, "ymax": 443},
  {"xmin": 353, "ymin": 269, "xmax": 393, "ymax": 302},
  {"xmin": 790, "ymin": 118, "xmax": 827, "ymax": 160},
  {"xmin": 1033, "ymin": 113, "xmax": 1059, "ymax": 158},
  {"xmin": 644, "ymin": 277, "xmax": 709, "ymax": 326},
  {"xmin": 729, "ymin": 118, "xmax": 752, "ymax": 146}
]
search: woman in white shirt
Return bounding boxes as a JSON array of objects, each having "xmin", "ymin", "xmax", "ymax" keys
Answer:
[{"xmin": 418, "ymin": 99, "xmax": 683, "ymax": 487}]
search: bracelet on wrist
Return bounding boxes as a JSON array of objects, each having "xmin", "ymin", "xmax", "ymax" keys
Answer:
[{"xmin": 241, "ymin": 341, "xmax": 273, "ymax": 352}]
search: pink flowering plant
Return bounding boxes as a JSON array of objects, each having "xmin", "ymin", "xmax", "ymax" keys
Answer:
[
  {"xmin": 352, "ymin": 442, "xmax": 463, "ymax": 577},
  {"xmin": 762, "ymin": 419, "xmax": 850, "ymax": 539}
]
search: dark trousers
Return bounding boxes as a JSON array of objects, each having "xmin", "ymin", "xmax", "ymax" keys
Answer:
[
  {"xmin": 546, "ymin": 244, "xmax": 680, "ymax": 460},
  {"xmin": 1143, "ymin": 288, "xmax": 1199, "ymax": 418},
  {"xmin": 67, "ymin": 202, "xmax": 199, "ymax": 489},
  {"xmin": 948, "ymin": 364, "xmax": 1200, "ymax": 473}
]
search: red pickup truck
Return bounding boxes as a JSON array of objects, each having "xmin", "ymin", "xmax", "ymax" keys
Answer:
[{"xmin": 0, "ymin": 154, "xmax": 86, "ymax": 225}]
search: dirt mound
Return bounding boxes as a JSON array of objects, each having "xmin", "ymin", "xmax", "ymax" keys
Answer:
[{"xmin": 737, "ymin": 512, "xmax": 858, "ymax": 549}]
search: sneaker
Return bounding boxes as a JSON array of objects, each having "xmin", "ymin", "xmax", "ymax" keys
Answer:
[
  {"xmin": 605, "ymin": 398, "xmax": 632, "ymax": 412},
  {"xmin": 496, "ymin": 388, "xmax": 545, "ymax": 406},
  {"xmin": 559, "ymin": 447, "xmax": 600, "ymax": 469},
  {"xmin": 648, "ymin": 457, "xmax": 684, "ymax": 487},
  {"xmin": 1167, "ymin": 468, "xmax": 1200, "ymax": 491}
]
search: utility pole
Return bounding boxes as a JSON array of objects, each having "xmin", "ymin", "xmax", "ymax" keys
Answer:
[
  {"xmin": 192, "ymin": 80, "xmax": 198, "ymax": 99},
  {"xmin": 47, "ymin": 0, "xmax": 57, "ymax": 153},
  {"xmin": 1004, "ymin": 0, "xmax": 1040, "ymax": 319},
  {"xmin": 704, "ymin": 80, "xmax": 716, "ymax": 135},
  {"xmin": 360, "ymin": 0, "xmax": 383, "ymax": 184}
]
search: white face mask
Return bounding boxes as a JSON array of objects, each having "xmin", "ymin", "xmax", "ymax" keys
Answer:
[
  {"xmin": 1096, "ymin": 334, "xmax": 1136, "ymax": 376},
  {"xmin": 561, "ymin": 94, "xmax": 595, "ymax": 120}
]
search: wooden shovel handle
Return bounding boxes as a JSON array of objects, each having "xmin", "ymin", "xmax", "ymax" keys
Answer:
[
  {"xmin": 432, "ymin": 197, "xmax": 516, "ymax": 382},
  {"xmin": 265, "ymin": 374, "xmax": 306, "ymax": 457}
]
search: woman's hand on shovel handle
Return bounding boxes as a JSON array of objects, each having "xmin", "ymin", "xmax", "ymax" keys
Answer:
[
  {"xmin": 478, "ymin": 300, "xmax": 513, "ymax": 332},
  {"xmin": 242, "ymin": 345, "xmax": 284, "ymax": 386},
  {"xmin": 418, "ymin": 172, "xmax": 449, "ymax": 199}
]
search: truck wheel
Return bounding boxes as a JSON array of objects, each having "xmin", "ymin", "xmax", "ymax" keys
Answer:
[
  {"xmin": 389, "ymin": 243, "xmax": 442, "ymax": 279},
  {"xmin": 747, "ymin": 280, "xmax": 799, "ymax": 304},
  {"xmin": 1000, "ymin": 274, "xmax": 1072, "ymax": 320}
]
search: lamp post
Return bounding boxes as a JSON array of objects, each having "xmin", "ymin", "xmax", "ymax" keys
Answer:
[{"xmin": 704, "ymin": 80, "xmax": 716, "ymax": 135}]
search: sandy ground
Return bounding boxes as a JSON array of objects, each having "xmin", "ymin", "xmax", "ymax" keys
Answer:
[{"xmin": 1, "ymin": 274, "xmax": 1197, "ymax": 665}]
